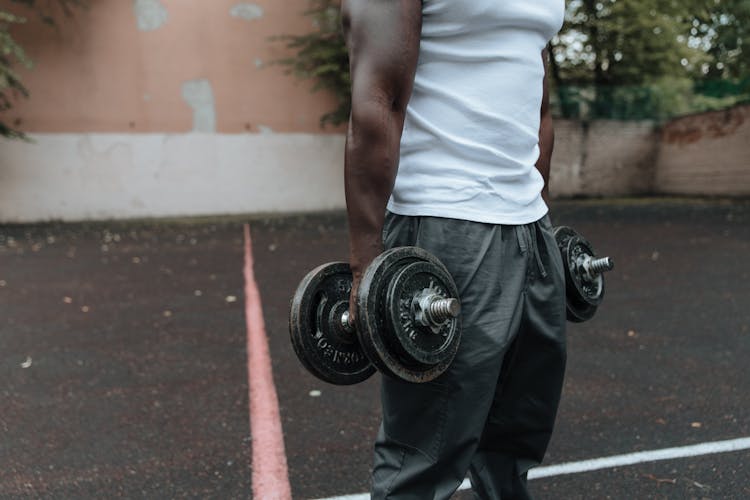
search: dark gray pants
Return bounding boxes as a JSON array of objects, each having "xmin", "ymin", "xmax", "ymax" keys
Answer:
[{"xmin": 371, "ymin": 212, "xmax": 567, "ymax": 500}]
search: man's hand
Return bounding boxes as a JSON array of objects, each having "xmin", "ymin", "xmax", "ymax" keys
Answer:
[
  {"xmin": 342, "ymin": 0, "xmax": 422, "ymax": 323},
  {"xmin": 348, "ymin": 273, "xmax": 362, "ymax": 328},
  {"xmin": 347, "ymin": 242, "xmax": 380, "ymax": 326}
]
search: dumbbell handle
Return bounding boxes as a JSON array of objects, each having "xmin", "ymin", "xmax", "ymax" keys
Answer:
[
  {"xmin": 340, "ymin": 310, "xmax": 355, "ymax": 334},
  {"xmin": 339, "ymin": 295, "xmax": 460, "ymax": 334}
]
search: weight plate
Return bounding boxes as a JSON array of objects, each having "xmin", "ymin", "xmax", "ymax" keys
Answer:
[
  {"xmin": 357, "ymin": 247, "xmax": 461, "ymax": 383},
  {"xmin": 565, "ymin": 236, "xmax": 605, "ymax": 306},
  {"xmin": 289, "ymin": 262, "xmax": 375, "ymax": 385},
  {"xmin": 554, "ymin": 226, "xmax": 582, "ymax": 297},
  {"xmin": 554, "ymin": 226, "xmax": 606, "ymax": 322},
  {"xmin": 565, "ymin": 295, "xmax": 598, "ymax": 323},
  {"xmin": 386, "ymin": 261, "xmax": 460, "ymax": 366},
  {"xmin": 553, "ymin": 225, "xmax": 578, "ymax": 249}
]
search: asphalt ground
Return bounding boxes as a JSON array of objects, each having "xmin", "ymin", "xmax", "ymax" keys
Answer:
[{"xmin": 1, "ymin": 199, "xmax": 749, "ymax": 499}]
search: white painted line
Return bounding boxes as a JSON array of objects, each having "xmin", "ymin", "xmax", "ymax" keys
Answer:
[
  {"xmin": 313, "ymin": 436, "xmax": 750, "ymax": 500},
  {"xmin": 243, "ymin": 224, "xmax": 292, "ymax": 499},
  {"xmin": 527, "ymin": 436, "xmax": 750, "ymax": 479}
]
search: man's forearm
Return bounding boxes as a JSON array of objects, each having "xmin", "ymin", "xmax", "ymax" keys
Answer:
[
  {"xmin": 344, "ymin": 102, "xmax": 404, "ymax": 280},
  {"xmin": 341, "ymin": 0, "xmax": 422, "ymax": 285}
]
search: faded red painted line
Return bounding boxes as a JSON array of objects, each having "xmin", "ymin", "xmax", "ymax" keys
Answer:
[{"xmin": 243, "ymin": 223, "xmax": 292, "ymax": 499}]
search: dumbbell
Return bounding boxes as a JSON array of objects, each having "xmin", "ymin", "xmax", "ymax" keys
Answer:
[
  {"xmin": 290, "ymin": 226, "xmax": 614, "ymax": 386},
  {"xmin": 553, "ymin": 226, "xmax": 614, "ymax": 322},
  {"xmin": 289, "ymin": 247, "xmax": 462, "ymax": 386}
]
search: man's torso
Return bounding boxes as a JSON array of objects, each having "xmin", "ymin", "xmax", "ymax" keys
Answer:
[{"xmin": 388, "ymin": 0, "xmax": 565, "ymax": 225}]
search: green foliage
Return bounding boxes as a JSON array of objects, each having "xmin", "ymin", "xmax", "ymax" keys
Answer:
[
  {"xmin": 0, "ymin": 0, "xmax": 86, "ymax": 138},
  {"xmin": 0, "ymin": 11, "xmax": 31, "ymax": 138},
  {"xmin": 692, "ymin": 0, "xmax": 750, "ymax": 80},
  {"xmin": 274, "ymin": 0, "xmax": 349, "ymax": 127},
  {"xmin": 554, "ymin": 0, "xmax": 701, "ymax": 84},
  {"xmin": 550, "ymin": 0, "xmax": 750, "ymax": 119}
]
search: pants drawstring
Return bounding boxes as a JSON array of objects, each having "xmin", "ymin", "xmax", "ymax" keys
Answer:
[
  {"xmin": 530, "ymin": 223, "xmax": 548, "ymax": 279},
  {"xmin": 515, "ymin": 226, "xmax": 528, "ymax": 254},
  {"xmin": 514, "ymin": 223, "xmax": 547, "ymax": 280}
]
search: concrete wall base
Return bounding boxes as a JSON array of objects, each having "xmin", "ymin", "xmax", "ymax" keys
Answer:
[{"xmin": 0, "ymin": 133, "xmax": 346, "ymax": 223}]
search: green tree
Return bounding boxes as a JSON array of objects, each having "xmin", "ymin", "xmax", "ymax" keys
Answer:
[
  {"xmin": 694, "ymin": 0, "xmax": 750, "ymax": 80},
  {"xmin": 690, "ymin": 0, "xmax": 750, "ymax": 101},
  {"xmin": 550, "ymin": 0, "xmax": 749, "ymax": 119},
  {"xmin": 0, "ymin": 0, "xmax": 86, "ymax": 138}
]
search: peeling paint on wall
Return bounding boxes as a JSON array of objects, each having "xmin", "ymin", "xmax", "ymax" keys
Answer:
[
  {"xmin": 257, "ymin": 125, "xmax": 274, "ymax": 134},
  {"xmin": 254, "ymin": 58, "xmax": 264, "ymax": 68},
  {"xmin": 133, "ymin": 0, "xmax": 168, "ymax": 31},
  {"xmin": 181, "ymin": 79, "xmax": 216, "ymax": 132},
  {"xmin": 230, "ymin": 3, "xmax": 264, "ymax": 21}
]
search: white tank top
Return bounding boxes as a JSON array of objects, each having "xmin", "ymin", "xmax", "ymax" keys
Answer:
[{"xmin": 388, "ymin": 0, "xmax": 565, "ymax": 224}]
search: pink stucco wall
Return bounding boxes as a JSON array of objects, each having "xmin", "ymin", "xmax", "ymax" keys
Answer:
[{"xmin": 2, "ymin": 0, "xmax": 341, "ymax": 134}]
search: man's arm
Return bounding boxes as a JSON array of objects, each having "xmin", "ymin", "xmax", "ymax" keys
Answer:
[
  {"xmin": 341, "ymin": 0, "xmax": 422, "ymax": 319},
  {"xmin": 536, "ymin": 49, "xmax": 554, "ymax": 206}
]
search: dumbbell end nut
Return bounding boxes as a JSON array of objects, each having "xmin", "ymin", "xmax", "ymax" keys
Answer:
[
  {"xmin": 589, "ymin": 257, "xmax": 614, "ymax": 274},
  {"xmin": 429, "ymin": 298, "xmax": 461, "ymax": 323},
  {"xmin": 414, "ymin": 294, "xmax": 461, "ymax": 333},
  {"xmin": 578, "ymin": 254, "xmax": 614, "ymax": 282}
]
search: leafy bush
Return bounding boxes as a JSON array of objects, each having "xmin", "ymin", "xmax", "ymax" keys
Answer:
[
  {"xmin": 274, "ymin": 0, "xmax": 350, "ymax": 127},
  {"xmin": 0, "ymin": 0, "xmax": 86, "ymax": 138}
]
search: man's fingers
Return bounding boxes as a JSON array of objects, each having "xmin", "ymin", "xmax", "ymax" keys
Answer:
[{"xmin": 348, "ymin": 277, "xmax": 360, "ymax": 326}]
